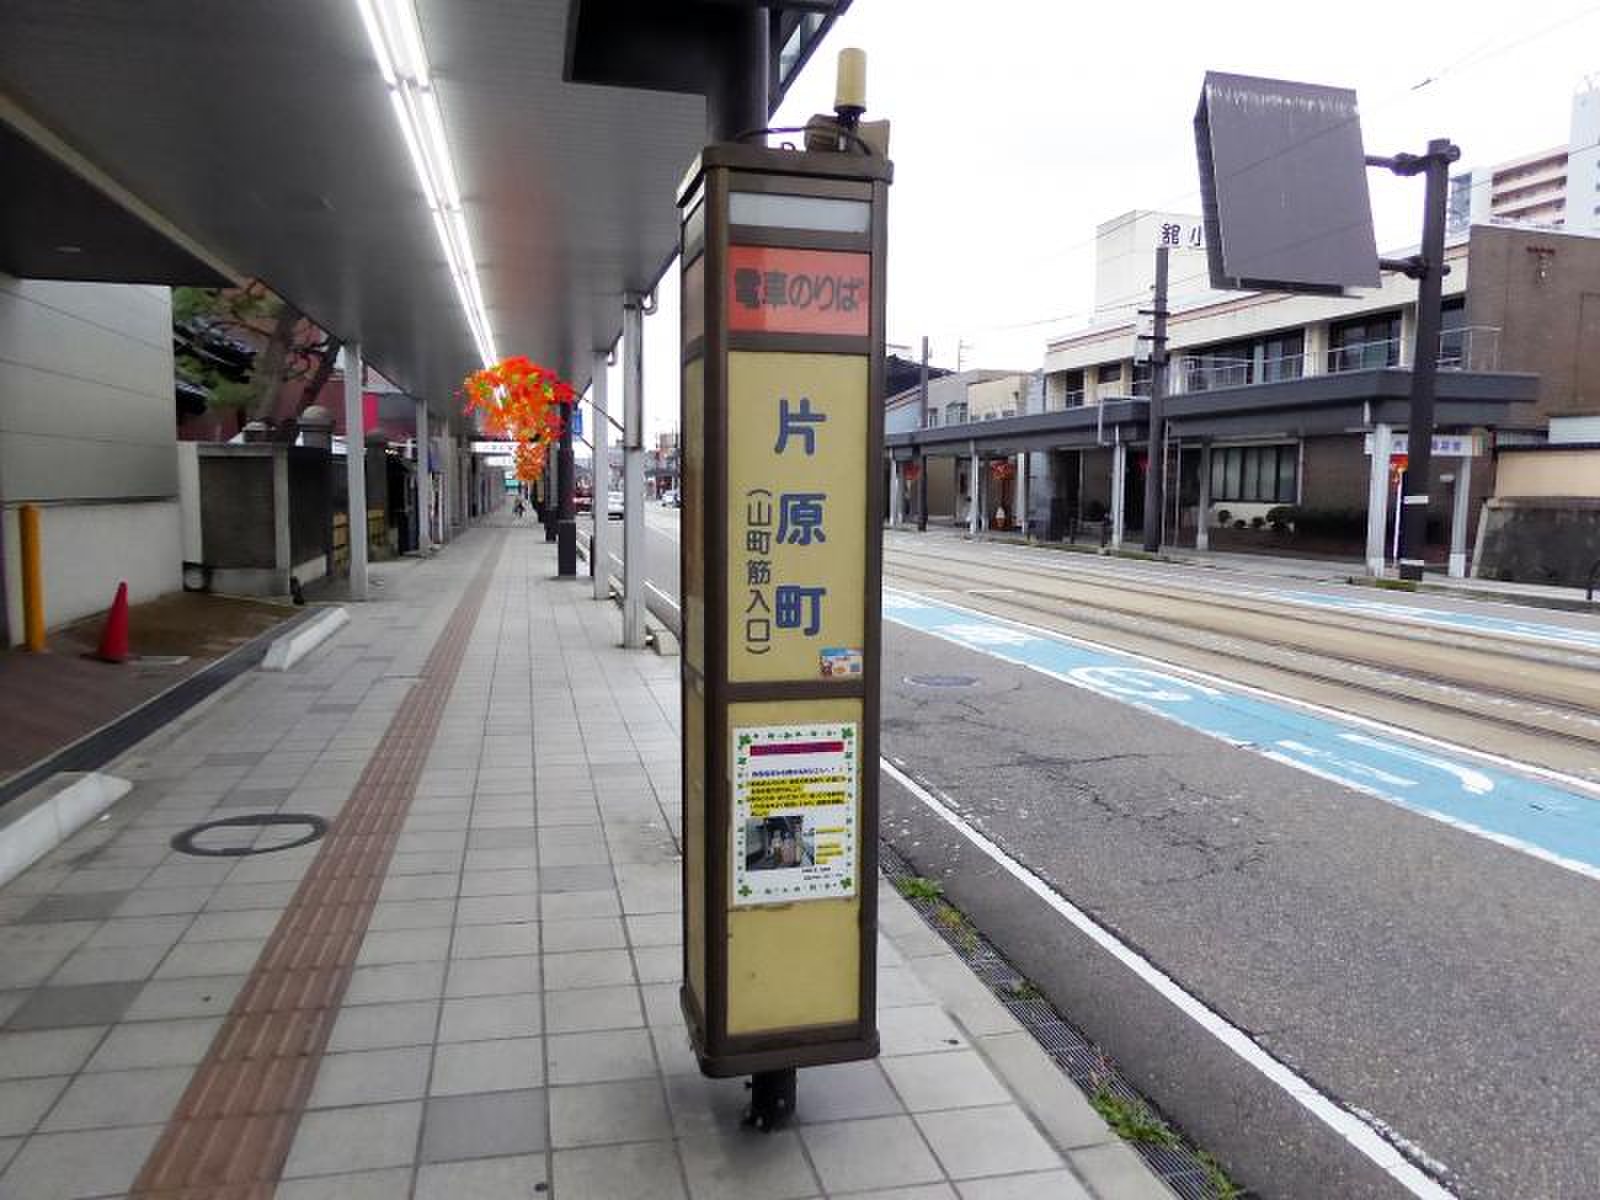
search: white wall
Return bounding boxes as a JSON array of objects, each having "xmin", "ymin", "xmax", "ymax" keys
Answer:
[
  {"xmin": 1566, "ymin": 84, "xmax": 1600, "ymax": 235},
  {"xmin": 0, "ymin": 275, "xmax": 180, "ymax": 643},
  {"xmin": 3, "ymin": 500, "xmax": 181, "ymax": 642}
]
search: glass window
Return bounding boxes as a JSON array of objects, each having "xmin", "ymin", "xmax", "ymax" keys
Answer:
[
  {"xmin": 1097, "ymin": 363, "xmax": 1123, "ymax": 387},
  {"xmin": 1261, "ymin": 331, "xmax": 1304, "ymax": 382},
  {"xmin": 1328, "ymin": 313, "xmax": 1400, "ymax": 372},
  {"xmin": 1210, "ymin": 444, "xmax": 1298, "ymax": 503}
]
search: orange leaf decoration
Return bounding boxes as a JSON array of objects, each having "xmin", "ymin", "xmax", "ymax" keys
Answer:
[{"xmin": 462, "ymin": 356, "xmax": 577, "ymax": 485}]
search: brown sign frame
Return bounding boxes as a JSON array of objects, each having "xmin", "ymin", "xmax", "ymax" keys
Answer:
[{"xmin": 677, "ymin": 143, "xmax": 892, "ymax": 1077}]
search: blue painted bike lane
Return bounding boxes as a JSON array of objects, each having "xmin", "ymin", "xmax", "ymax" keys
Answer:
[
  {"xmin": 884, "ymin": 588, "xmax": 1600, "ymax": 881},
  {"xmin": 1257, "ymin": 589, "xmax": 1600, "ymax": 653}
]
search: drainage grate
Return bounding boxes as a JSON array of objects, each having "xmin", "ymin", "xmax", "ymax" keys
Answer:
[
  {"xmin": 880, "ymin": 840, "xmax": 1243, "ymax": 1200},
  {"xmin": 903, "ymin": 673, "xmax": 980, "ymax": 689},
  {"xmin": 171, "ymin": 813, "xmax": 329, "ymax": 857}
]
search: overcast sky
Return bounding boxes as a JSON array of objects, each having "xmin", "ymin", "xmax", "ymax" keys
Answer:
[{"xmin": 610, "ymin": 0, "xmax": 1600, "ymax": 442}]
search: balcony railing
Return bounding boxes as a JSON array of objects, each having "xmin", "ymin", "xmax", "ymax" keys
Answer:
[
  {"xmin": 1178, "ymin": 354, "xmax": 1303, "ymax": 393},
  {"xmin": 1438, "ymin": 326, "xmax": 1500, "ymax": 372},
  {"xmin": 1327, "ymin": 337, "xmax": 1403, "ymax": 373}
]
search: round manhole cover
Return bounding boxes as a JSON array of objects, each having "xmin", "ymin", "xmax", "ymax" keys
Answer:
[
  {"xmin": 171, "ymin": 813, "xmax": 329, "ymax": 857},
  {"xmin": 904, "ymin": 674, "xmax": 980, "ymax": 689}
]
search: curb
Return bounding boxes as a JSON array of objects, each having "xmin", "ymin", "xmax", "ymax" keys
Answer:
[
  {"xmin": 0, "ymin": 772, "xmax": 132, "ymax": 888},
  {"xmin": 260, "ymin": 606, "xmax": 349, "ymax": 671},
  {"xmin": 877, "ymin": 881, "xmax": 1176, "ymax": 1199}
]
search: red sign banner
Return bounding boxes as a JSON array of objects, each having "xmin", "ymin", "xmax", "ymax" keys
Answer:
[{"xmin": 726, "ymin": 245, "xmax": 871, "ymax": 337}]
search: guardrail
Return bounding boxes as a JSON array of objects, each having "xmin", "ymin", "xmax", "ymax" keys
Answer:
[{"xmin": 577, "ymin": 530, "xmax": 683, "ymax": 637}]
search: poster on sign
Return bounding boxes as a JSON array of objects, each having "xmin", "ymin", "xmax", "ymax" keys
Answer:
[{"xmin": 732, "ymin": 722, "xmax": 858, "ymax": 907}]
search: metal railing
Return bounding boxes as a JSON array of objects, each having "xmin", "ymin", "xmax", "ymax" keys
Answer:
[
  {"xmin": 1438, "ymin": 325, "xmax": 1500, "ymax": 371},
  {"xmin": 1327, "ymin": 337, "xmax": 1404, "ymax": 373},
  {"xmin": 577, "ymin": 528, "xmax": 682, "ymax": 637},
  {"xmin": 1057, "ymin": 389, "xmax": 1085, "ymax": 409}
]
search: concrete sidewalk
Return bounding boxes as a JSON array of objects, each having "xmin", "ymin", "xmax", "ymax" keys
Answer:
[{"xmin": 0, "ymin": 518, "xmax": 1169, "ymax": 1200}]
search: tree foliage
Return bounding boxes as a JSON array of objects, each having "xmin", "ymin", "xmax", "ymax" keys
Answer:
[{"xmin": 174, "ymin": 281, "xmax": 341, "ymax": 422}]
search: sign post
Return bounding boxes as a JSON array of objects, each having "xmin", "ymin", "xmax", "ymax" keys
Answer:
[{"xmin": 677, "ymin": 141, "xmax": 890, "ymax": 1128}]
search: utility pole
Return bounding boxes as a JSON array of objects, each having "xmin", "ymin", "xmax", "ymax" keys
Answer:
[
  {"xmin": 1368, "ymin": 137, "xmax": 1460, "ymax": 581},
  {"xmin": 916, "ymin": 334, "xmax": 929, "ymax": 532},
  {"xmin": 1140, "ymin": 246, "xmax": 1169, "ymax": 554}
]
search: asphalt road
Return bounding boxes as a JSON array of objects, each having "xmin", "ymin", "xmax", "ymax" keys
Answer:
[{"xmin": 643, "ymin": 509, "xmax": 1600, "ymax": 1198}]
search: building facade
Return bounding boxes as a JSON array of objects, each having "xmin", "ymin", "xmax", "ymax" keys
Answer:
[
  {"xmin": 1, "ymin": 276, "xmax": 182, "ymax": 644},
  {"xmin": 1448, "ymin": 78, "xmax": 1600, "ymax": 235}
]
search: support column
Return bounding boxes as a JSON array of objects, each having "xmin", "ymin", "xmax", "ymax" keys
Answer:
[
  {"xmin": 967, "ymin": 444, "xmax": 979, "ymax": 537},
  {"xmin": 272, "ymin": 447, "xmax": 291, "ymax": 592},
  {"xmin": 344, "ymin": 343, "xmax": 368, "ymax": 600},
  {"xmin": 414, "ymin": 398, "xmax": 430, "ymax": 552},
  {"xmin": 557, "ymin": 395, "xmax": 577, "ymax": 576},
  {"xmin": 1196, "ymin": 442, "xmax": 1212, "ymax": 551},
  {"xmin": 1448, "ymin": 453, "xmax": 1472, "ymax": 579},
  {"xmin": 438, "ymin": 433, "xmax": 453, "ymax": 543},
  {"xmin": 705, "ymin": 6, "xmax": 770, "ymax": 143},
  {"xmin": 889, "ymin": 460, "xmax": 901, "ymax": 527},
  {"xmin": 591, "ymin": 348, "xmax": 612, "ymax": 601},
  {"xmin": 916, "ymin": 337, "xmax": 929, "ymax": 532},
  {"xmin": 622, "ymin": 295, "xmax": 646, "ymax": 648},
  {"xmin": 1017, "ymin": 452, "xmax": 1029, "ymax": 538},
  {"xmin": 1110, "ymin": 437, "xmax": 1127, "ymax": 550},
  {"xmin": 1366, "ymin": 423, "xmax": 1393, "ymax": 576}
]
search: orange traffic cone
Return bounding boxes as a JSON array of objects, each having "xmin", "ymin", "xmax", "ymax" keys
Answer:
[{"xmin": 95, "ymin": 581, "xmax": 130, "ymax": 663}]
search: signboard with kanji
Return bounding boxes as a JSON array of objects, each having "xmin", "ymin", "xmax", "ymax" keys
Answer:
[
  {"xmin": 676, "ymin": 144, "xmax": 890, "ymax": 1084},
  {"xmin": 726, "ymin": 246, "xmax": 871, "ymax": 336},
  {"xmin": 727, "ymin": 353, "xmax": 866, "ymax": 682}
]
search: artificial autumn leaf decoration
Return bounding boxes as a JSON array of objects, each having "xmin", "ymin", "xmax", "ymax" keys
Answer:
[
  {"xmin": 989, "ymin": 459, "xmax": 1016, "ymax": 482},
  {"xmin": 462, "ymin": 356, "xmax": 576, "ymax": 484}
]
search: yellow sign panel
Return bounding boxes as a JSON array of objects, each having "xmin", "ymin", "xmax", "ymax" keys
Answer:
[
  {"xmin": 726, "ymin": 697, "xmax": 862, "ymax": 1036},
  {"xmin": 726, "ymin": 352, "xmax": 867, "ymax": 683}
]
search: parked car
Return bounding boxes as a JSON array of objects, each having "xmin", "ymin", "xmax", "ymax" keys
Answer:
[
  {"xmin": 608, "ymin": 490, "xmax": 625, "ymax": 519},
  {"xmin": 663, "ymin": 488, "xmax": 681, "ymax": 507}
]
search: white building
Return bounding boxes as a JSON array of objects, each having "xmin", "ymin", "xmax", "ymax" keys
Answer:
[{"xmin": 1448, "ymin": 77, "xmax": 1600, "ymax": 234}]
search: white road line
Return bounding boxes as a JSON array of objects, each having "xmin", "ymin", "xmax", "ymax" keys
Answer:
[{"xmin": 879, "ymin": 757, "xmax": 1457, "ymax": 1200}]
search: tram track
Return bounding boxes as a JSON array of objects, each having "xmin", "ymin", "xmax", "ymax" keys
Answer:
[{"xmin": 883, "ymin": 548, "xmax": 1600, "ymax": 782}]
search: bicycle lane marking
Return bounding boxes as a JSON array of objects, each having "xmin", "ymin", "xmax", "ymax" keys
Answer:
[
  {"xmin": 882, "ymin": 588, "xmax": 1600, "ymax": 883},
  {"xmin": 1259, "ymin": 589, "xmax": 1600, "ymax": 653}
]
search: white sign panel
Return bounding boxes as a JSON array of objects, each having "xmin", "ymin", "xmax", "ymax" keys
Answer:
[
  {"xmin": 732, "ymin": 722, "xmax": 858, "ymax": 907},
  {"xmin": 1157, "ymin": 219, "xmax": 1205, "ymax": 250},
  {"xmin": 1363, "ymin": 433, "xmax": 1486, "ymax": 458}
]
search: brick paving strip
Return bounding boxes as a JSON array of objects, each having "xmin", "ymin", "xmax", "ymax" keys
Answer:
[{"xmin": 129, "ymin": 536, "xmax": 505, "ymax": 1199}]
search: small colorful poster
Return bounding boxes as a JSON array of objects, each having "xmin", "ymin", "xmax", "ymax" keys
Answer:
[{"xmin": 732, "ymin": 722, "xmax": 858, "ymax": 907}]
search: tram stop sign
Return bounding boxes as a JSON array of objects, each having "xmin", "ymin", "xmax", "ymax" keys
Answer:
[
  {"xmin": 677, "ymin": 143, "xmax": 890, "ymax": 1090},
  {"xmin": 1194, "ymin": 71, "xmax": 1380, "ymax": 295}
]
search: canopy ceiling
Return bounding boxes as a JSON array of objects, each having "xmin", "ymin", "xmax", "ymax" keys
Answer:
[{"xmin": 0, "ymin": 1, "xmax": 843, "ymax": 420}]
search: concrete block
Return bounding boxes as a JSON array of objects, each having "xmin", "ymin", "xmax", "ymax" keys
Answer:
[
  {"xmin": 0, "ymin": 772, "xmax": 133, "ymax": 888},
  {"xmin": 261, "ymin": 607, "xmax": 349, "ymax": 671}
]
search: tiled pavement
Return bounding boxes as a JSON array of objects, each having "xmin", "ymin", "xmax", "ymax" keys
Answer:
[{"xmin": 0, "ymin": 519, "xmax": 1169, "ymax": 1199}]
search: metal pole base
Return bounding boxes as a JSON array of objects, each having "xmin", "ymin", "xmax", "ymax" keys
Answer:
[
  {"xmin": 557, "ymin": 520, "xmax": 577, "ymax": 576},
  {"xmin": 743, "ymin": 1069, "xmax": 796, "ymax": 1132}
]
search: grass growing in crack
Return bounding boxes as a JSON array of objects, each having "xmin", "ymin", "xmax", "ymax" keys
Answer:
[
  {"xmin": 1089, "ymin": 1079, "xmax": 1179, "ymax": 1148},
  {"xmin": 1000, "ymin": 978, "xmax": 1043, "ymax": 1002},
  {"xmin": 931, "ymin": 902, "xmax": 979, "ymax": 951},
  {"xmin": 1198, "ymin": 1150, "xmax": 1244, "ymax": 1200},
  {"xmin": 895, "ymin": 875, "xmax": 944, "ymax": 902}
]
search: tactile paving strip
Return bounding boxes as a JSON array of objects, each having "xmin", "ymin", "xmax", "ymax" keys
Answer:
[{"xmin": 130, "ymin": 538, "xmax": 504, "ymax": 1199}]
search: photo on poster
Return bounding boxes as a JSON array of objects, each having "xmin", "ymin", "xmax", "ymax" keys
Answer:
[
  {"xmin": 743, "ymin": 815, "xmax": 815, "ymax": 871},
  {"xmin": 732, "ymin": 721, "xmax": 858, "ymax": 907}
]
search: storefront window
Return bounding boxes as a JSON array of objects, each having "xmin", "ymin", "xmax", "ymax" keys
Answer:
[{"xmin": 1210, "ymin": 444, "xmax": 1298, "ymax": 503}]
